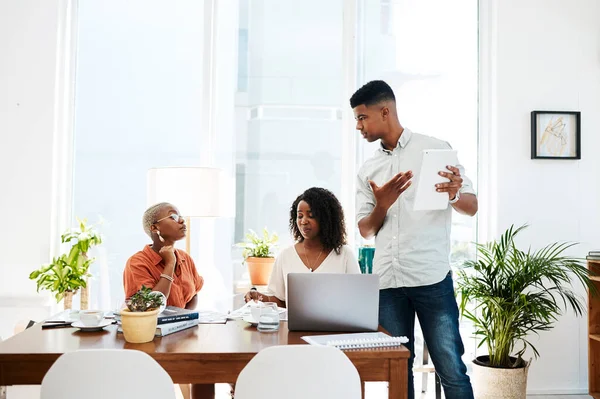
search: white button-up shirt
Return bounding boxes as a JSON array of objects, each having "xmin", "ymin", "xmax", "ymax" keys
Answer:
[{"xmin": 356, "ymin": 128, "xmax": 475, "ymax": 289}]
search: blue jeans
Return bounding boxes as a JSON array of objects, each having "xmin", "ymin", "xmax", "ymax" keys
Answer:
[{"xmin": 379, "ymin": 272, "xmax": 474, "ymax": 399}]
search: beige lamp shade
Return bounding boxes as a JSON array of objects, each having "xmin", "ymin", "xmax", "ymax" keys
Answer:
[{"xmin": 146, "ymin": 167, "xmax": 234, "ymax": 218}]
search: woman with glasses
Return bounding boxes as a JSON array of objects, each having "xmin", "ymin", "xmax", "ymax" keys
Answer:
[{"xmin": 123, "ymin": 202, "xmax": 204, "ymax": 309}]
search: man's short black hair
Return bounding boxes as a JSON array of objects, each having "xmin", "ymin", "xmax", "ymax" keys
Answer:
[{"xmin": 349, "ymin": 80, "xmax": 396, "ymax": 108}]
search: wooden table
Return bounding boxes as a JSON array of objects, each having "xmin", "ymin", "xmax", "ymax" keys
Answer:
[{"xmin": 0, "ymin": 321, "xmax": 409, "ymax": 399}]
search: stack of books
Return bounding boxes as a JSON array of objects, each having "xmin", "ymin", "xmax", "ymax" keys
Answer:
[
  {"xmin": 587, "ymin": 251, "xmax": 600, "ymax": 261},
  {"xmin": 117, "ymin": 306, "xmax": 200, "ymax": 337}
]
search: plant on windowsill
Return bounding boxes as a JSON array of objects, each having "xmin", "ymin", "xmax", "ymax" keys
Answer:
[
  {"xmin": 28, "ymin": 218, "xmax": 102, "ymax": 310},
  {"xmin": 456, "ymin": 224, "xmax": 594, "ymax": 399},
  {"xmin": 120, "ymin": 285, "xmax": 165, "ymax": 343},
  {"xmin": 236, "ymin": 228, "xmax": 279, "ymax": 285}
]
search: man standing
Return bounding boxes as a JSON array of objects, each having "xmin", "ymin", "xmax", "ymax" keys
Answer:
[{"xmin": 351, "ymin": 80, "xmax": 477, "ymax": 399}]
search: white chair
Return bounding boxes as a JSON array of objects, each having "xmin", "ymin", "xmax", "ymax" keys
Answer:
[
  {"xmin": 41, "ymin": 349, "xmax": 176, "ymax": 399},
  {"xmin": 235, "ymin": 345, "xmax": 361, "ymax": 399}
]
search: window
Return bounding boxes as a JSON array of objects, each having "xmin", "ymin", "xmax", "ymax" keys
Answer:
[
  {"xmin": 69, "ymin": 1, "xmax": 479, "ymax": 332},
  {"xmin": 72, "ymin": 0, "xmax": 206, "ymax": 309},
  {"xmin": 232, "ymin": 0, "xmax": 346, "ymax": 283}
]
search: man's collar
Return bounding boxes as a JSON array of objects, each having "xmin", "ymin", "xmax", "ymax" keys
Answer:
[{"xmin": 380, "ymin": 128, "xmax": 413, "ymax": 153}]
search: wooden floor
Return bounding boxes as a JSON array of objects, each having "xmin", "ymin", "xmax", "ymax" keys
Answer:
[{"xmin": 201, "ymin": 383, "xmax": 594, "ymax": 399}]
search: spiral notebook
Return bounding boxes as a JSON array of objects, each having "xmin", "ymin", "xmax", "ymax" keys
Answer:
[{"xmin": 301, "ymin": 332, "xmax": 408, "ymax": 350}]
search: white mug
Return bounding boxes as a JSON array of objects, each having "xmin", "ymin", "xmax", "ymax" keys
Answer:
[{"xmin": 80, "ymin": 310, "xmax": 104, "ymax": 327}]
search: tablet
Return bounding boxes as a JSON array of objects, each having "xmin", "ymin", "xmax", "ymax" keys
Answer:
[{"xmin": 413, "ymin": 149, "xmax": 459, "ymax": 211}]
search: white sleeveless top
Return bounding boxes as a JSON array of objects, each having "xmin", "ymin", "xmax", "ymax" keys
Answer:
[{"xmin": 267, "ymin": 244, "xmax": 361, "ymax": 302}]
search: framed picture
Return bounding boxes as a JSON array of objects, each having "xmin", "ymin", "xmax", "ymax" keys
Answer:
[{"xmin": 531, "ymin": 111, "xmax": 581, "ymax": 159}]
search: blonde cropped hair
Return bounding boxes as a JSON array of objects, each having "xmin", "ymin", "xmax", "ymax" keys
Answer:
[{"xmin": 143, "ymin": 202, "xmax": 170, "ymax": 238}]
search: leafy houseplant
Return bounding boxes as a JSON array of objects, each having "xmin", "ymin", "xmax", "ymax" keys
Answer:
[
  {"xmin": 125, "ymin": 285, "xmax": 164, "ymax": 312},
  {"xmin": 121, "ymin": 286, "xmax": 165, "ymax": 344},
  {"xmin": 236, "ymin": 228, "xmax": 278, "ymax": 285},
  {"xmin": 456, "ymin": 224, "xmax": 593, "ymax": 398},
  {"xmin": 29, "ymin": 219, "xmax": 102, "ymax": 309}
]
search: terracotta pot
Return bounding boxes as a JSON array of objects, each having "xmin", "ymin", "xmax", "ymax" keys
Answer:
[
  {"xmin": 246, "ymin": 257, "xmax": 275, "ymax": 285},
  {"xmin": 472, "ymin": 356, "xmax": 530, "ymax": 399},
  {"xmin": 120, "ymin": 308, "xmax": 160, "ymax": 343}
]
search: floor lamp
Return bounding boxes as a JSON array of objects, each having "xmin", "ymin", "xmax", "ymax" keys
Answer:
[{"xmin": 146, "ymin": 167, "xmax": 233, "ymax": 254}]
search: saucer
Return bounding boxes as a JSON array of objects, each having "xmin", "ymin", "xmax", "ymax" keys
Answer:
[
  {"xmin": 242, "ymin": 315, "xmax": 258, "ymax": 327},
  {"xmin": 71, "ymin": 319, "xmax": 113, "ymax": 332}
]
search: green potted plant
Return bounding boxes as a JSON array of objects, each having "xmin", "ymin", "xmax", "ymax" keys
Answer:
[
  {"xmin": 236, "ymin": 228, "xmax": 278, "ymax": 285},
  {"xmin": 29, "ymin": 218, "xmax": 102, "ymax": 310},
  {"xmin": 120, "ymin": 286, "xmax": 165, "ymax": 343},
  {"xmin": 456, "ymin": 225, "xmax": 593, "ymax": 398}
]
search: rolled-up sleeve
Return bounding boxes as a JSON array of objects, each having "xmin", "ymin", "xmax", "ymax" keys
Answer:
[{"xmin": 356, "ymin": 168, "xmax": 375, "ymax": 223}]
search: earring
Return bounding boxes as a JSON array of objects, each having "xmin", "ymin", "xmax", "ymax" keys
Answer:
[{"xmin": 157, "ymin": 231, "xmax": 165, "ymax": 243}]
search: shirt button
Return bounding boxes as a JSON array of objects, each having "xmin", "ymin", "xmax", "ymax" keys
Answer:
[
  {"xmin": 393, "ymin": 214, "xmax": 397, "ymax": 218},
  {"xmin": 393, "ymin": 258, "xmax": 397, "ymax": 262},
  {"xmin": 393, "ymin": 236, "xmax": 397, "ymax": 240}
]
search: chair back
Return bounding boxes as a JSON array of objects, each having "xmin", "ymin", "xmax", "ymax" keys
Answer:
[
  {"xmin": 235, "ymin": 345, "xmax": 361, "ymax": 399},
  {"xmin": 41, "ymin": 349, "xmax": 176, "ymax": 399}
]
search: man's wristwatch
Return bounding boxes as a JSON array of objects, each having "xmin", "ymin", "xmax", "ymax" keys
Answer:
[{"xmin": 449, "ymin": 190, "xmax": 461, "ymax": 204}]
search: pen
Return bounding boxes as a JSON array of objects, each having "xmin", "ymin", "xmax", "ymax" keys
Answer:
[{"xmin": 42, "ymin": 323, "xmax": 73, "ymax": 329}]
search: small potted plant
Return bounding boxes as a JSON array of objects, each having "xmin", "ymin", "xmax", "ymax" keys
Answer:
[
  {"xmin": 456, "ymin": 224, "xmax": 593, "ymax": 398},
  {"xmin": 120, "ymin": 286, "xmax": 164, "ymax": 343},
  {"xmin": 236, "ymin": 228, "xmax": 278, "ymax": 285}
]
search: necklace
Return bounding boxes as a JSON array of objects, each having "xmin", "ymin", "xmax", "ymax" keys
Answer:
[{"xmin": 302, "ymin": 243, "xmax": 323, "ymax": 272}]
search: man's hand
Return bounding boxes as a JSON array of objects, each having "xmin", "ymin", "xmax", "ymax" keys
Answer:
[
  {"xmin": 158, "ymin": 245, "xmax": 176, "ymax": 266},
  {"xmin": 368, "ymin": 171, "xmax": 413, "ymax": 211},
  {"xmin": 436, "ymin": 165, "xmax": 463, "ymax": 200}
]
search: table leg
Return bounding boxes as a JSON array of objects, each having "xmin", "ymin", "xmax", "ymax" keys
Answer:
[
  {"xmin": 191, "ymin": 384, "xmax": 215, "ymax": 399},
  {"xmin": 389, "ymin": 358, "xmax": 408, "ymax": 399},
  {"xmin": 361, "ymin": 380, "xmax": 366, "ymax": 399}
]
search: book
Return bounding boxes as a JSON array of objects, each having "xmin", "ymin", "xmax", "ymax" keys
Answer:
[
  {"xmin": 157, "ymin": 306, "xmax": 199, "ymax": 325},
  {"xmin": 117, "ymin": 318, "xmax": 200, "ymax": 337},
  {"xmin": 301, "ymin": 332, "xmax": 408, "ymax": 350},
  {"xmin": 155, "ymin": 318, "xmax": 199, "ymax": 336}
]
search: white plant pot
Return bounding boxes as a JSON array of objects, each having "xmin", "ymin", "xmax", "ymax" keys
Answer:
[{"xmin": 472, "ymin": 356, "xmax": 530, "ymax": 399}]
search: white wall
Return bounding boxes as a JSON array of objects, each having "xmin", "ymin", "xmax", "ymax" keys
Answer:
[
  {"xmin": 486, "ymin": 0, "xmax": 600, "ymax": 394},
  {"xmin": 0, "ymin": 0, "xmax": 59, "ymax": 337}
]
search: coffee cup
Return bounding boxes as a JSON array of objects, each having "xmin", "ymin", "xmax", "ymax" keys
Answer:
[{"xmin": 80, "ymin": 310, "xmax": 104, "ymax": 327}]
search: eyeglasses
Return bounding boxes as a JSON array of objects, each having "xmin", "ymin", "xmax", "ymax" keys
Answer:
[{"xmin": 154, "ymin": 213, "xmax": 184, "ymax": 223}]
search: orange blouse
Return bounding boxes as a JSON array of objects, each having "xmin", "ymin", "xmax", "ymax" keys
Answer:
[{"xmin": 123, "ymin": 245, "xmax": 203, "ymax": 308}]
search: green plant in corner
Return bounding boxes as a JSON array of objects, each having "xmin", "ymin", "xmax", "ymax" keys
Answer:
[
  {"xmin": 29, "ymin": 218, "xmax": 102, "ymax": 307},
  {"xmin": 456, "ymin": 224, "xmax": 594, "ymax": 369},
  {"xmin": 236, "ymin": 228, "xmax": 278, "ymax": 263}
]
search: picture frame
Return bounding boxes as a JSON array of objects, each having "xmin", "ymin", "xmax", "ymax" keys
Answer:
[{"xmin": 531, "ymin": 111, "xmax": 581, "ymax": 159}]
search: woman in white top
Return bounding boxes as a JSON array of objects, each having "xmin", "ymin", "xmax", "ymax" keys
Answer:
[{"xmin": 244, "ymin": 187, "xmax": 361, "ymax": 307}]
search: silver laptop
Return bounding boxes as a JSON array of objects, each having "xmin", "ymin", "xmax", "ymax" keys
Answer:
[{"xmin": 287, "ymin": 273, "xmax": 380, "ymax": 332}]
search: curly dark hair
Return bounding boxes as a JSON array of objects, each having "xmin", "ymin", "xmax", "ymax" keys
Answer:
[
  {"xmin": 289, "ymin": 187, "xmax": 347, "ymax": 255},
  {"xmin": 349, "ymin": 80, "xmax": 396, "ymax": 108}
]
